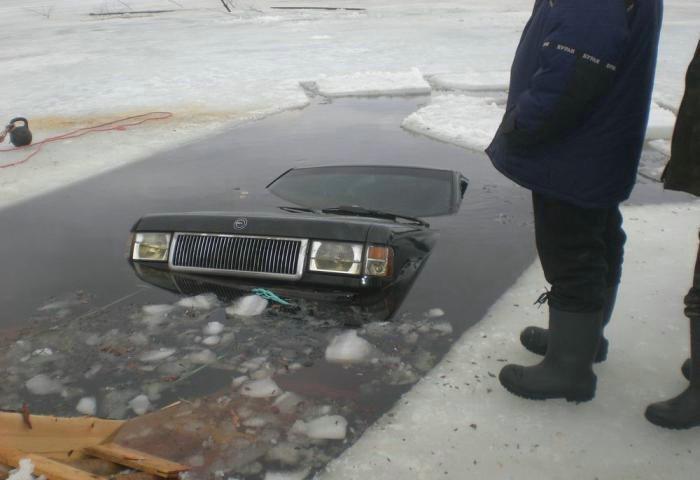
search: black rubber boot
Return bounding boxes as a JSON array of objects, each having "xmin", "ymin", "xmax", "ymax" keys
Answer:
[
  {"xmin": 500, "ymin": 307, "xmax": 603, "ymax": 402},
  {"xmin": 645, "ymin": 317, "xmax": 700, "ymax": 429},
  {"xmin": 681, "ymin": 358, "xmax": 691, "ymax": 381},
  {"xmin": 520, "ymin": 284, "xmax": 617, "ymax": 362}
]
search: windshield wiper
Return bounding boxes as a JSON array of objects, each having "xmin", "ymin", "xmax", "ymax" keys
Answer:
[{"xmin": 321, "ymin": 205, "xmax": 429, "ymax": 227}]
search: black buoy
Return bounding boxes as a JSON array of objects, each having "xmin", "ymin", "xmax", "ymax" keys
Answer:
[{"xmin": 8, "ymin": 118, "xmax": 32, "ymax": 147}]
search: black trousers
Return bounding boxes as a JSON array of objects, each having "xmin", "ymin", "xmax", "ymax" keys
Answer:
[
  {"xmin": 533, "ymin": 192, "xmax": 626, "ymax": 313},
  {"xmin": 685, "ymin": 231, "xmax": 700, "ymax": 319}
]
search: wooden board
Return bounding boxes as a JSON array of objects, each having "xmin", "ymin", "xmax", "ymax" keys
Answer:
[
  {"xmin": 0, "ymin": 412, "xmax": 124, "ymax": 461},
  {"xmin": 0, "ymin": 446, "xmax": 106, "ymax": 480},
  {"xmin": 84, "ymin": 444, "xmax": 189, "ymax": 478}
]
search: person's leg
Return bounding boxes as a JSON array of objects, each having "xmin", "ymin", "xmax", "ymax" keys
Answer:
[
  {"xmin": 499, "ymin": 193, "xmax": 607, "ymax": 402},
  {"xmin": 645, "ymin": 231, "xmax": 700, "ymax": 429}
]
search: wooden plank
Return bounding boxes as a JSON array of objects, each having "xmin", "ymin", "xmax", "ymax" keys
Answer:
[
  {"xmin": 0, "ymin": 412, "xmax": 124, "ymax": 461},
  {"xmin": 0, "ymin": 446, "xmax": 106, "ymax": 480},
  {"xmin": 84, "ymin": 443, "xmax": 189, "ymax": 479}
]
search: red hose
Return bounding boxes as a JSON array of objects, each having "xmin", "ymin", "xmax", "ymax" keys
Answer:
[{"xmin": 0, "ymin": 112, "xmax": 173, "ymax": 169}]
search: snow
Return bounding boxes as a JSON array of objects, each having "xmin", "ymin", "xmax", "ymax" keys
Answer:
[
  {"xmin": 648, "ymin": 139, "xmax": 672, "ymax": 157},
  {"xmin": 646, "ymin": 103, "xmax": 677, "ymax": 141},
  {"xmin": 311, "ymin": 68, "xmax": 431, "ymax": 97},
  {"xmin": 226, "ymin": 295, "xmax": 268, "ymax": 317},
  {"xmin": 402, "ymin": 94, "xmax": 504, "ymax": 151},
  {"xmin": 176, "ymin": 294, "xmax": 220, "ymax": 310},
  {"xmin": 240, "ymin": 378, "xmax": 282, "ymax": 398},
  {"xmin": 129, "ymin": 394, "xmax": 152, "ymax": 415},
  {"xmin": 322, "ymin": 201, "xmax": 700, "ymax": 480},
  {"xmin": 7, "ymin": 459, "xmax": 35, "ymax": 480},
  {"xmin": 325, "ymin": 331, "xmax": 374, "ymax": 364},
  {"xmin": 291, "ymin": 415, "xmax": 348, "ymax": 440},
  {"xmin": 139, "ymin": 348, "xmax": 176, "ymax": 362},
  {"xmin": 203, "ymin": 321, "xmax": 225, "ymax": 336},
  {"xmin": 25, "ymin": 374, "xmax": 62, "ymax": 395},
  {"xmin": 75, "ymin": 396, "xmax": 97, "ymax": 416}
]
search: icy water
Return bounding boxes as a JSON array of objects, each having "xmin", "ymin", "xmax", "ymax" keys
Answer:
[{"xmin": 0, "ymin": 97, "xmax": 687, "ymax": 479}]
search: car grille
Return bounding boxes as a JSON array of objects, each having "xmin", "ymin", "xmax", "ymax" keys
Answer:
[{"xmin": 169, "ymin": 233, "xmax": 308, "ymax": 280}]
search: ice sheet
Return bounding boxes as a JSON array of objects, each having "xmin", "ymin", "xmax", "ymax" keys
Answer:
[{"xmin": 311, "ymin": 68, "xmax": 431, "ymax": 97}]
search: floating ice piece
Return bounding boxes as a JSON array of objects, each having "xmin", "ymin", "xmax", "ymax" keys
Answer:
[
  {"xmin": 232, "ymin": 375, "xmax": 249, "ymax": 388},
  {"xmin": 325, "ymin": 330, "xmax": 374, "ymax": 364},
  {"xmin": 428, "ymin": 71, "xmax": 509, "ymax": 92},
  {"xmin": 188, "ymin": 349, "xmax": 217, "ymax": 364},
  {"xmin": 226, "ymin": 295, "xmax": 268, "ymax": 317},
  {"xmin": 25, "ymin": 374, "xmax": 62, "ymax": 395},
  {"xmin": 264, "ymin": 469, "xmax": 311, "ymax": 480},
  {"xmin": 291, "ymin": 415, "xmax": 347, "ymax": 440},
  {"xmin": 139, "ymin": 348, "xmax": 176, "ymax": 362},
  {"xmin": 32, "ymin": 348, "xmax": 53, "ymax": 356},
  {"xmin": 240, "ymin": 378, "xmax": 282, "ymax": 398},
  {"xmin": 266, "ymin": 442, "xmax": 303, "ymax": 465},
  {"xmin": 177, "ymin": 294, "xmax": 220, "ymax": 310},
  {"xmin": 426, "ymin": 308, "xmax": 445, "ymax": 318},
  {"xmin": 203, "ymin": 321, "xmax": 224, "ymax": 335},
  {"xmin": 431, "ymin": 321, "xmax": 454, "ymax": 335},
  {"xmin": 7, "ymin": 458, "xmax": 35, "ymax": 480},
  {"xmin": 129, "ymin": 394, "xmax": 151, "ymax": 415},
  {"xmin": 202, "ymin": 335, "xmax": 220, "ymax": 346},
  {"xmin": 312, "ymin": 68, "xmax": 430, "ymax": 97},
  {"xmin": 76, "ymin": 396, "xmax": 97, "ymax": 416},
  {"xmin": 646, "ymin": 103, "xmax": 676, "ymax": 140},
  {"xmin": 402, "ymin": 93, "xmax": 505, "ymax": 151},
  {"xmin": 273, "ymin": 392, "xmax": 305, "ymax": 415},
  {"xmin": 142, "ymin": 304, "xmax": 174, "ymax": 316}
]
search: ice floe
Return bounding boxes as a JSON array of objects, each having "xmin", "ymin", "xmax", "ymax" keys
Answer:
[
  {"xmin": 240, "ymin": 378, "xmax": 282, "ymax": 398},
  {"xmin": 427, "ymin": 71, "xmax": 509, "ymax": 92},
  {"xmin": 402, "ymin": 93, "xmax": 505, "ymax": 151},
  {"xmin": 203, "ymin": 321, "xmax": 225, "ymax": 335},
  {"xmin": 325, "ymin": 331, "xmax": 374, "ymax": 364},
  {"xmin": 227, "ymin": 295, "xmax": 269, "ymax": 317},
  {"xmin": 426, "ymin": 308, "xmax": 445, "ymax": 318},
  {"xmin": 176, "ymin": 293, "xmax": 220, "ymax": 310},
  {"xmin": 129, "ymin": 394, "xmax": 151, "ymax": 415},
  {"xmin": 646, "ymin": 103, "xmax": 677, "ymax": 140},
  {"xmin": 291, "ymin": 415, "xmax": 348, "ymax": 440},
  {"xmin": 25, "ymin": 374, "xmax": 63, "ymax": 395},
  {"xmin": 311, "ymin": 68, "xmax": 430, "ymax": 97},
  {"xmin": 142, "ymin": 304, "xmax": 175, "ymax": 316},
  {"xmin": 76, "ymin": 396, "xmax": 97, "ymax": 416},
  {"xmin": 139, "ymin": 348, "xmax": 176, "ymax": 363}
]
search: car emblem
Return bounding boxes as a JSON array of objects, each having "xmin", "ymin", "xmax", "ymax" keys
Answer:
[{"xmin": 233, "ymin": 218, "xmax": 248, "ymax": 230}]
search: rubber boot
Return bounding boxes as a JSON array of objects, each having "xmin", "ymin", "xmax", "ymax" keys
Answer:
[
  {"xmin": 520, "ymin": 284, "xmax": 617, "ymax": 362},
  {"xmin": 645, "ymin": 317, "xmax": 700, "ymax": 429},
  {"xmin": 499, "ymin": 307, "xmax": 603, "ymax": 402}
]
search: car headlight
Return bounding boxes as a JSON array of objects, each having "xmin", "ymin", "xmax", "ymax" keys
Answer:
[
  {"xmin": 364, "ymin": 245, "xmax": 393, "ymax": 278},
  {"xmin": 309, "ymin": 241, "xmax": 363, "ymax": 275},
  {"xmin": 132, "ymin": 232, "xmax": 171, "ymax": 262}
]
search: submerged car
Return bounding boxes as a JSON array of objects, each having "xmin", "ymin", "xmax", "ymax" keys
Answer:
[{"xmin": 129, "ymin": 165, "xmax": 467, "ymax": 321}]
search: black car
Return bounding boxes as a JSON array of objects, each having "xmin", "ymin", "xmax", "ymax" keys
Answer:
[{"xmin": 129, "ymin": 165, "xmax": 467, "ymax": 322}]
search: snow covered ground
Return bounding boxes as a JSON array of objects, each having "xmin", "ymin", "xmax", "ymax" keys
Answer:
[
  {"xmin": 1, "ymin": 0, "xmax": 697, "ymax": 209},
  {"xmin": 322, "ymin": 201, "xmax": 700, "ymax": 480}
]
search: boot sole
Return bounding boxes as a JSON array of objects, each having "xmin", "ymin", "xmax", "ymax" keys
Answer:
[{"xmin": 500, "ymin": 376, "xmax": 596, "ymax": 403}]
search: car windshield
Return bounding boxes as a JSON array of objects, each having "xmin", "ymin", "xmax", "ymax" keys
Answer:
[{"xmin": 267, "ymin": 165, "xmax": 460, "ymax": 217}]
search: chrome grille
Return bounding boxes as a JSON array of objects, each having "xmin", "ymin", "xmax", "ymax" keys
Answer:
[{"xmin": 169, "ymin": 233, "xmax": 308, "ymax": 280}]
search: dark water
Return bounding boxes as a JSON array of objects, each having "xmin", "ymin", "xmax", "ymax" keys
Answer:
[{"xmin": 0, "ymin": 96, "xmax": 688, "ymax": 478}]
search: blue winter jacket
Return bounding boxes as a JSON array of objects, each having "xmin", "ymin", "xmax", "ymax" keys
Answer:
[{"xmin": 486, "ymin": 0, "xmax": 663, "ymax": 208}]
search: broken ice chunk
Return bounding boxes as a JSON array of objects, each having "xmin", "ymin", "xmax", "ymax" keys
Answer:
[
  {"xmin": 25, "ymin": 374, "xmax": 63, "ymax": 395},
  {"xmin": 177, "ymin": 293, "xmax": 220, "ymax": 310},
  {"xmin": 142, "ymin": 304, "xmax": 175, "ymax": 316},
  {"xmin": 187, "ymin": 349, "xmax": 217, "ymax": 365},
  {"xmin": 203, "ymin": 321, "xmax": 224, "ymax": 335},
  {"xmin": 431, "ymin": 321, "xmax": 454, "ymax": 335},
  {"xmin": 129, "ymin": 394, "xmax": 151, "ymax": 415},
  {"xmin": 7, "ymin": 458, "xmax": 35, "ymax": 480},
  {"xmin": 426, "ymin": 308, "xmax": 445, "ymax": 318},
  {"xmin": 226, "ymin": 295, "xmax": 268, "ymax": 317},
  {"xmin": 273, "ymin": 392, "xmax": 304, "ymax": 415},
  {"xmin": 264, "ymin": 469, "xmax": 311, "ymax": 480},
  {"xmin": 76, "ymin": 397, "xmax": 97, "ymax": 416},
  {"xmin": 240, "ymin": 378, "xmax": 282, "ymax": 398},
  {"xmin": 325, "ymin": 331, "xmax": 374, "ymax": 364},
  {"xmin": 232, "ymin": 375, "xmax": 249, "ymax": 388},
  {"xmin": 31, "ymin": 348, "xmax": 53, "ymax": 357},
  {"xmin": 291, "ymin": 415, "xmax": 347, "ymax": 440},
  {"xmin": 139, "ymin": 348, "xmax": 176, "ymax": 362},
  {"xmin": 202, "ymin": 335, "xmax": 221, "ymax": 346}
]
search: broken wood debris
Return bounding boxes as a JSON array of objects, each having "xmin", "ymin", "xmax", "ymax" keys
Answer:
[{"xmin": 85, "ymin": 443, "xmax": 189, "ymax": 479}]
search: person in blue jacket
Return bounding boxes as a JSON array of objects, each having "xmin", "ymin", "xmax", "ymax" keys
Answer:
[{"xmin": 488, "ymin": 0, "xmax": 663, "ymax": 402}]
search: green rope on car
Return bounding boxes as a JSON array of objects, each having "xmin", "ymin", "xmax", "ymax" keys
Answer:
[{"xmin": 252, "ymin": 288, "xmax": 291, "ymax": 306}]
